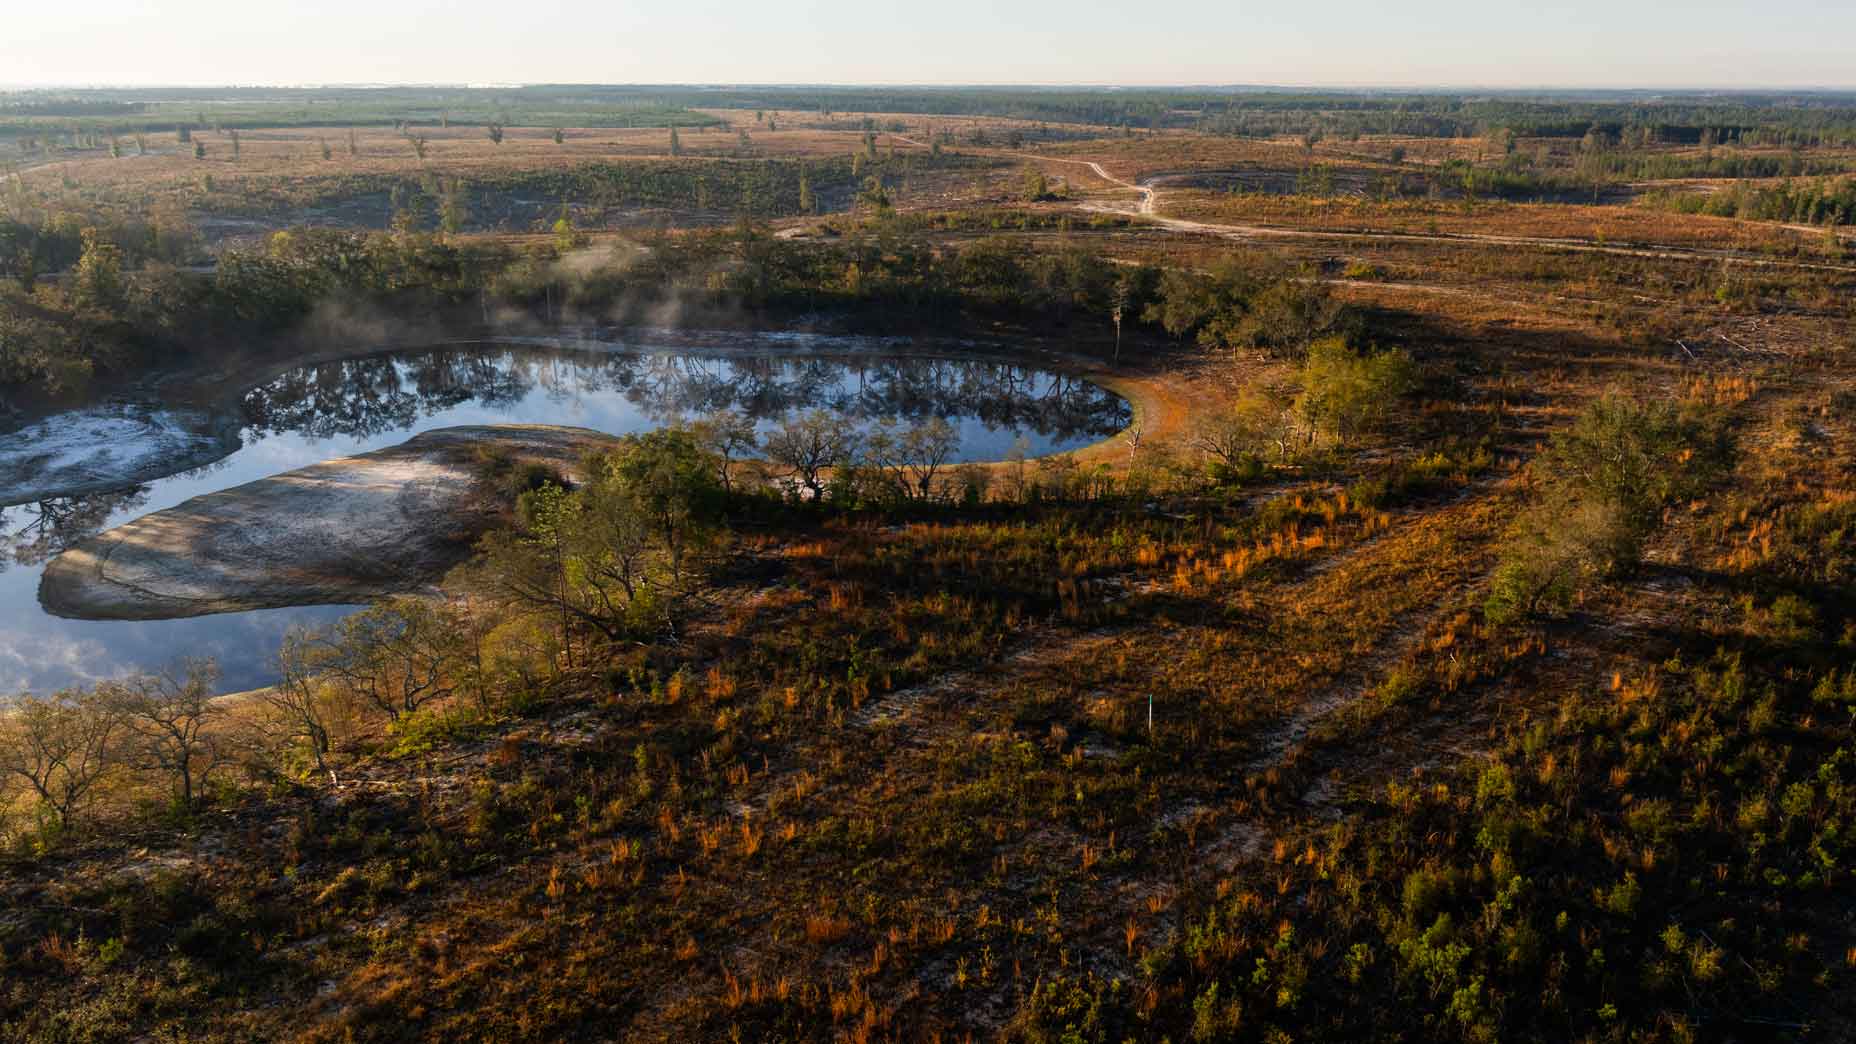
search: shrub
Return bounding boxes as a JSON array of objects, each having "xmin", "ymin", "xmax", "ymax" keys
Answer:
[
  {"xmin": 1539, "ymin": 393, "xmax": 1731, "ymax": 539},
  {"xmin": 1295, "ymin": 337, "xmax": 1416, "ymax": 445},
  {"xmin": 1487, "ymin": 392, "xmax": 1733, "ymax": 625},
  {"xmin": 1484, "ymin": 496, "xmax": 1634, "ymax": 624}
]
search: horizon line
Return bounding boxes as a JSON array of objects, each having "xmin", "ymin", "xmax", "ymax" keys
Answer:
[{"xmin": 5, "ymin": 81, "xmax": 1856, "ymax": 94}]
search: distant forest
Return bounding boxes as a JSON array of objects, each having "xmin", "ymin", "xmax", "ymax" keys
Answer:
[{"xmin": 6, "ymin": 85, "xmax": 1856, "ymax": 145}]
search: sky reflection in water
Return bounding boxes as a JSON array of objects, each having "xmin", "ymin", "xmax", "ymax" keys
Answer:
[{"xmin": 0, "ymin": 341, "xmax": 1127, "ymax": 693}]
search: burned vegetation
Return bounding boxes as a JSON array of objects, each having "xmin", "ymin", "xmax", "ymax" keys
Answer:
[{"xmin": 0, "ymin": 86, "xmax": 1853, "ymax": 1043}]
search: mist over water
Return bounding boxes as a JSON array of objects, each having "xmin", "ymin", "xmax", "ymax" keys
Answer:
[{"xmin": 0, "ymin": 337, "xmax": 1127, "ymax": 694}]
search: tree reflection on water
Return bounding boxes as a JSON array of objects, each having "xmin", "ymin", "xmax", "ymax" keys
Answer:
[
  {"xmin": 0, "ymin": 459, "xmax": 234, "ymax": 571},
  {"xmin": 0, "ymin": 488, "xmax": 150, "ymax": 572},
  {"xmin": 238, "ymin": 346, "xmax": 1127, "ymax": 445},
  {"xmin": 4, "ymin": 345, "xmax": 1126, "ymax": 567}
]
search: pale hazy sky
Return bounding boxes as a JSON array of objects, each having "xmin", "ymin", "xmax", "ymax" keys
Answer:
[{"xmin": 3, "ymin": 0, "xmax": 1851, "ymax": 89}]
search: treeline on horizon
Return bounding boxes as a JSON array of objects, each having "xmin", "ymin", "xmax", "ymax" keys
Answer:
[
  {"xmin": 9, "ymin": 85, "xmax": 1856, "ymax": 145},
  {"xmin": 0, "ymin": 88, "xmax": 724, "ymax": 138}
]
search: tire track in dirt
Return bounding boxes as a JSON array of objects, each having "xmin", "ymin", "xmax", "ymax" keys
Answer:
[
  {"xmin": 1242, "ymin": 487, "xmax": 1502, "ymax": 782},
  {"xmin": 1176, "ymin": 476, "xmax": 1515, "ymax": 887}
]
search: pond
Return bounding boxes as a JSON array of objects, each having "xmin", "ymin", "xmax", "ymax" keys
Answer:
[{"xmin": 0, "ymin": 334, "xmax": 1129, "ymax": 694}]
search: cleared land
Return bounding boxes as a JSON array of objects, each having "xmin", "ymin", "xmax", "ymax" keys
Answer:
[{"xmin": 1, "ymin": 89, "xmax": 1853, "ymax": 1043}]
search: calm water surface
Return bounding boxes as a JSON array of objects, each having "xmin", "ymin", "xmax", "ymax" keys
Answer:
[{"xmin": 0, "ymin": 337, "xmax": 1127, "ymax": 693}]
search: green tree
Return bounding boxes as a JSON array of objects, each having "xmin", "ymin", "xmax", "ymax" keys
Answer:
[
  {"xmin": 1484, "ymin": 496, "xmax": 1634, "ymax": 624},
  {"xmin": 594, "ymin": 429, "xmax": 726, "ymax": 584},
  {"xmin": 669, "ymin": 125, "xmax": 682, "ymax": 156},
  {"xmin": 463, "ymin": 435, "xmax": 727, "ymax": 649},
  {"xmin": 1146, "ymin": 258, "xmax": 1343, "ymax": 359},
  {"xmin": 1539, "ymin": 394, "xmax": 1729, "ymax": 537},
  {"xmin": 1146, "ymin": 259, "xmax": 1263, "ymax": 341},
  {"xmin": 857, "ymin": 175, "xmax": 891, "ymax": 215},
  {"xmin": 1485, "ymin": 393, "xmax": 1732, "ymax": 624},
  {"xmin": 467, "ymin": 483, "xmax": 599, "ymax": 656},
  {"xmin": 72, "ymin": 227, "xmax": 125, "ymax": 311},
  {"xmin": 551, "ymin": 204, "xmax": 580, "ymax": 252},
  {"xmin": 1241, "ymin": 277, "xmax": 1346, "ymax": 356},
  {"xmin": 1295, "ymin": 337, "xmax": 1415, "ymax": 445},
  {"xmin": 440, "ymin": 178, "xmax": 468, "ymax": 236}
]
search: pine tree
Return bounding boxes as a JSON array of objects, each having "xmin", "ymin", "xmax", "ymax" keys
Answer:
[
  {"xmin": 669, "ymin": 125, "xmax": 682, "ymax": 156},
  {"xmin": 553, "ymin": 203, "xmax": 578, "ymax": 252},
  {"xmin": 73, "ymin": 227, "xmax": 124, "ymax": 310},
  {"xmin": 441, "ymin": 179, "xmax": 468, "ymax": 236}
]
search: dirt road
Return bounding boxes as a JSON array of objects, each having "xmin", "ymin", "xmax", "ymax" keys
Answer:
[{"xmin": 889, "ymin": 133, "xmax": 1856, "ymax": 276}]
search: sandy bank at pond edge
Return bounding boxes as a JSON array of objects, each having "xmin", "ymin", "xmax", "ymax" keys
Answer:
[{"xmin": 39, "ymin": 425, "xmax": 618, "ymax": 621}]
